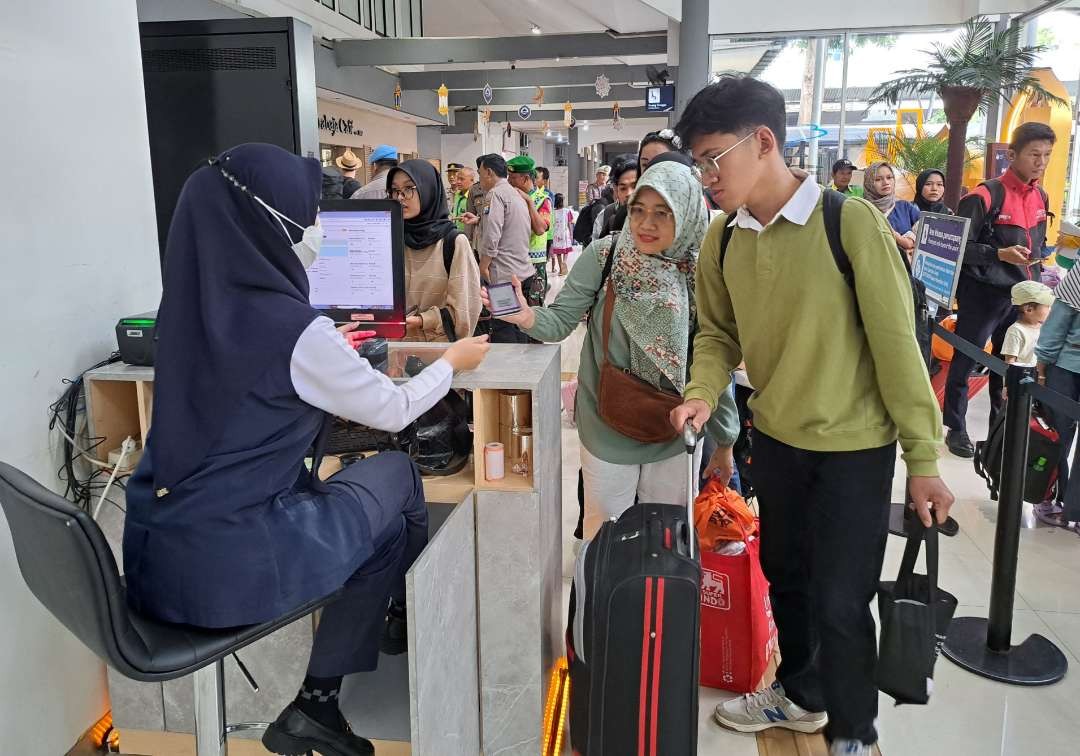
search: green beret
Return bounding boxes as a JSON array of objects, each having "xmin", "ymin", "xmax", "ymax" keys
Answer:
[{"xmin": 506, "ymin": 155, "xmax": 536, "ymax": 174}]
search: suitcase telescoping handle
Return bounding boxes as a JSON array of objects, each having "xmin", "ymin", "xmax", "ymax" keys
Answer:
[{"xmin": 683, "ymin": 421, "xmax": 699, "ymax": 560}]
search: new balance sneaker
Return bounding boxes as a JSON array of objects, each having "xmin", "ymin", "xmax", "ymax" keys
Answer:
[
  {"xmin": 713, "ymin": 681, "xmax": 828, "ymax": 733},
  {"xmin": 830, "ymin": 738, "xmax": 872, "ymax": 756}
]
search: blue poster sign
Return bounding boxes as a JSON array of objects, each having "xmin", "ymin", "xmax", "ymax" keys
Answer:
[
  {"xmin": 518, "ymin": 104, "xmax": 532, "ymax": 120},
  {"xmin": 911, "ymin": 212, "xmax": 972, "ymax": 310}
]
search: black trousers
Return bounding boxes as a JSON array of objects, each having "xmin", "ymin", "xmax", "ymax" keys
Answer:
[
  {"xmin": 753, "ymin": 432, "xmax": 895, "ymax": 745},
  {"xmin": 307, "ymin": 452, "xmax": 428, "ymax": 676},
  {"xmin": 943, "ymin": 277, "xmax": 1015, "ymax": 432}
]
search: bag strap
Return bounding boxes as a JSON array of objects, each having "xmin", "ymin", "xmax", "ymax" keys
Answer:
[
  {"xmin": 897, "ymin": 515, "xmax": 939, "ymax": 610},
  {"xmin": 600, "ymin": 278, "xmax": 616, "ymax": 369},
  {"xmin": 442, "ymin": 228, "xmax": 463, "ymax": 276},
  {"xmin": 719, "ymin": 220, "xmax": 736, "ymax": 271},
  {"xmin": 591, "ymin": 233, "xmax": 619, "ymax": 313}
]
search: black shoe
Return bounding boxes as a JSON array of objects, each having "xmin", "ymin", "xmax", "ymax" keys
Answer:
[
  {"xmin": 381, "ymin": 601, "xmax": 408, "ymax": 655},
  {"xmin": 262, "ymin": 704, "xmax": 374, "ymax": 756},
  {"xmin": 946, "ymin": 429, "xmax": 975, "ymax": 458}
]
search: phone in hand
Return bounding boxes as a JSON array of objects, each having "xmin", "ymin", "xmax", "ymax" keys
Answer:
[{"xmin": 487, "ymin": 282, "xmax": 522, "ymax": 317}]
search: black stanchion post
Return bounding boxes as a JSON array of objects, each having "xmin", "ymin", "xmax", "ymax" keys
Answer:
[
  {"xmin": 987, "ymin": 365, "xmax": 1032, "ymax": 652},
  {"xmin": 942, "ymin": 365, "xmax": 1069, "ymax": 685}
]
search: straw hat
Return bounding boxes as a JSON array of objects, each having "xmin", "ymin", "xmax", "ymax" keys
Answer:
[{"xmin": 335, "ymin": 150, "xmax": 362, "ymax": 171}]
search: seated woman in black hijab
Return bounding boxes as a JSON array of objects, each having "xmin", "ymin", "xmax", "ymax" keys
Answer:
[{"xmin": 122, "ymin": 143, "xmax": 490, "ymax": 756}]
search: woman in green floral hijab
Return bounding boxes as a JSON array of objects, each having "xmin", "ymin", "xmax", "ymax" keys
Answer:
[{"xmin": 484, "ymin": 157, "xmax": 740, "ymax": 538}]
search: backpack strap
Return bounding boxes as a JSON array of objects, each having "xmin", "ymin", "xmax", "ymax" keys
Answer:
[
  {"xmin": 821, "ymin": 189, "xmax": 852, "ymax": 290},
  {"xmin": 438, "ymin": 228, "xmax": 465, "ymax": 341},
  {"xmin": 718, "ymin": 220, "xmax": 736, "ymax": 271},
  {"xmin": 441, "ymin": 228, "xmax": 464, "ymax": 276}
]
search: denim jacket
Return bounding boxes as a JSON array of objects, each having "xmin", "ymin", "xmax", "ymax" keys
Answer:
[{"xmin": 1034, "ymin": 300, "xmax": 1080, "ymax": 373}]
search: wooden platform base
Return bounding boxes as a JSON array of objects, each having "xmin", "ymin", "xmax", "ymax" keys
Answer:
[{"xmin": 751, "ymin": 656, "xmax": 883, "ymax": 756}]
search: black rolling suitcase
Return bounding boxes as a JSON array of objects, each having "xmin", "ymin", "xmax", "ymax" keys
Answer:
[{"xmin": 566, "ymin": 425, "xmax": 701, "ymax": 756}]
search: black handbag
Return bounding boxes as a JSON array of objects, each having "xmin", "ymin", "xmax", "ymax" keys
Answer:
[{"xmin": 876, "ymin": 516, "xmax": 958, "ymax": 705}]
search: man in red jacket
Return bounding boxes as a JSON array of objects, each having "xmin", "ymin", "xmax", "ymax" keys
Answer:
[{"xmin": 944, "ymin": 122, "xmax": 1056, "ymax": 457}]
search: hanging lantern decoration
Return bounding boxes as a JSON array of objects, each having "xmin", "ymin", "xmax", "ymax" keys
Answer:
[
  {"xmin": 563, "ymin": 101, "xmax": 573, "ymax": 128},
  {"xmin": 612, "ymin": 101, "xmax": 622, "ymax": 130},
  {"xmin": 532, "ymin": 86, "xmax": 545, "ymax": 106},
  {"xmin": 438, "ymin": 83, "xmax": 449, "ymax": 117},
  {"xmin": 595, "ymin": 73, "xmax": 611, "ymax": 99},
  {"xmin": 393, "ymin": 83, "xmax": 402, "ymax": 110}
]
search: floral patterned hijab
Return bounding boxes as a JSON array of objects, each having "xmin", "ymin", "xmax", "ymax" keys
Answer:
[{"xmin": 602, "ymin": 160, "xmax": 708, "ymax": 391}]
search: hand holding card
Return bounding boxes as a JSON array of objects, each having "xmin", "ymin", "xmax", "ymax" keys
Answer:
[{"xmin": 481, "ymin": 276, "xmax": 535, "ymax": 329}]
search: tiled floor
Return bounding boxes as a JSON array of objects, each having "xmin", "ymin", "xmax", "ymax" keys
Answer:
[{"xmin": 550, "ymin": 250, "xmax": 1080, "ymax": 755}]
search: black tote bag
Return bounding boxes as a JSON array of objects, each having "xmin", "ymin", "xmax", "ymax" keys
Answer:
[{"xmin": 876, "ymin": 518, "xmax": 958, "ymax": 705}]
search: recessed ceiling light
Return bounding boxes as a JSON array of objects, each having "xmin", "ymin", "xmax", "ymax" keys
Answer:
[{"xmin": 531, "ymin": 24, "xmax": 542, "ymax": 35}]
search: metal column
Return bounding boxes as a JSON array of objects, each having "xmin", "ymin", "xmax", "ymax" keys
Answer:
[
  {"xmin": 193, "ymin": 661, "xmax": 228, "ymax": 756},
  {"xmin": 837, "ymin": 32, "xmax": 850, "ymax": 160},
  {"xmin": 807, "ymin": 38, "xmax": 827, "ymax": 179},
  {"xmin": 568, "ymin": 126, "xmax": 582, "ymax": 209},
  {"xmin": 675, "ymin": 0, "xmax": 711, "ymax": 119}
]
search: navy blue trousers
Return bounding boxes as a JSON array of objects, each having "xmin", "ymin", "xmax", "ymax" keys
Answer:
[
  {"xmin": 943, "ymin": 278, "xmax": 1015, "ymax": 432},
  {"xmin": 306, "ymin": 452, "xmax": 428, "ymax": 677}
]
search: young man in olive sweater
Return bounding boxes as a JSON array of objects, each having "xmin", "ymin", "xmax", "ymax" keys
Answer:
[{"xmin": 669, "ymin": 76, "xmax": 954, "ymax": 756}]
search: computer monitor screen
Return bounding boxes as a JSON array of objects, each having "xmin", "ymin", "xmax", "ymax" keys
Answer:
[{"xmin": 309, "ymin": 200, "xmax": 407, "ymax": 338}]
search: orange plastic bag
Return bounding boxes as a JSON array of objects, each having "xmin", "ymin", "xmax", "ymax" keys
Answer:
[
  {"xmin": 693, "ymin": 478, "xmax": 756, "ymax": 551},
  {"xmin": 932, "ymin": 315, "xmax": 991, "ymax": 363}
]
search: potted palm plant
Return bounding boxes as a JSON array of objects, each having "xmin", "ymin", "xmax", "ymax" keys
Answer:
[{"xmin": 869, "ymin": 17, "xmax": 1064, "ymax": 209}]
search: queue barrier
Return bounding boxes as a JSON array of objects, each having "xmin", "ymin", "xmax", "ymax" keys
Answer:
[{"xmin": 930, "ymin": 319, "xmax": 1069, "ymax": 686}]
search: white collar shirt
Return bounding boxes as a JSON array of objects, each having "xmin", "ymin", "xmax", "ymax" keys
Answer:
[{"xmin": 728, "ymin": 170, "xmax": 822, "ymax": 233}]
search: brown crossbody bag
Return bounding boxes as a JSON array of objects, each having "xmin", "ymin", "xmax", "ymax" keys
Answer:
[{"xmin": 595, "ymin": 278, "xmax": 681, "ymax": 444}]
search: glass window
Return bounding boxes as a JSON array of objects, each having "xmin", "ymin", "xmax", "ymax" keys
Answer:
[
  {"xmin": 374, "ymin": 0, "xmax": 386, "ymax": 35},
  {"xmin": 320, "ymin": 0, "xmax": 335, "ymax": 9},
  {"xmin": 399, "ymin": 2, "xmax": 411, "ymax": 37},
  {"xmin": 411, "ymin": 0, "xmax": 423, "ymax": 37},
  {"xmin": 386, "ymin": 0, "xmax": 397, "ymax": 37},
  {"xmin": 339, "ymin": 0, "xmax": 359, "ymax": 23},
  {"xmin": 362, "ymin": 0, "xmax": 372, "ymax": 29}
]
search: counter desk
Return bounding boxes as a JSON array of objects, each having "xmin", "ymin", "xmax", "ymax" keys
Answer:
[{"xmin": 86, "ymin": 343, "xmax": 564, "ymax": 756}]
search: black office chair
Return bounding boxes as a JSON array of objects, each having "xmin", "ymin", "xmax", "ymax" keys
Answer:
[{"xmin": 0, "ymin": 462, "xmax": 339, "ymax": 756}]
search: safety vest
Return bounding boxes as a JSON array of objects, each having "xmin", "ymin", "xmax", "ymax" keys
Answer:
[
  {"xmin": 452, "ymin": 190, "xmax": 468, "ymax": 231},
  {"xmin": 528, "ymin": 187, "xmax": 550, "ymax": 265}
]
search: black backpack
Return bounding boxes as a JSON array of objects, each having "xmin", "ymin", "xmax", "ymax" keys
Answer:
[
  {"xmin": 975, "ymin": 403, "xmax": 1061, "ymax": 504},
  {"xmin": 574, "ymin": 201, "xmax": 603, "ymax": 245},
  {"xmin": 719, "ymin": 189, "xmax": 931, "ymax": 367}
]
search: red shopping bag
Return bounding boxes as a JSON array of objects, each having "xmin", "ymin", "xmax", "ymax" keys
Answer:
[{"xmin": 699, "ymin": 534, "xmax": 777, "ymax": 693}]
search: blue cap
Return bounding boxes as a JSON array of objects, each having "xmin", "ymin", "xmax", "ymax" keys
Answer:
[{"xmin": 370, "ymin": 144, "xmax": 398, "ymax": 162}]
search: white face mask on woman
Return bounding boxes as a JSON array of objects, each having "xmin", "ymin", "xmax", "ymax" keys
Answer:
[{"xmin": 254, "ymin": 196, "xmax": 323, "ymax": 269}]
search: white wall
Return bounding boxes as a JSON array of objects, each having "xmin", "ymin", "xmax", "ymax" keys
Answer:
[
  {"xmin": 0, "ymin": 2, "xmax": 163, "ymax": 752},
  {"xmin": 442, "ymin": 133, "xmax": 487, "ymax": 175}
]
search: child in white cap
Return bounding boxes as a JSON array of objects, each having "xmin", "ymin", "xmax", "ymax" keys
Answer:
[{"xmin": 1002, "ymin": 281, "xmax": 1055, "ymax": 367}]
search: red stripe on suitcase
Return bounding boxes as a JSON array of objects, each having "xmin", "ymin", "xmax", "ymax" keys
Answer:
[
  {"xmin": 638, "ymin": 577, "xmax": 654, "ymax": 756},
  {"xmin": 649, "ymin": 578, "xmax": 666, "ymax": 756}
]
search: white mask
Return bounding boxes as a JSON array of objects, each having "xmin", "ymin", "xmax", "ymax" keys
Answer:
[{"xmin": 254, "ymin": 195, "xmax": 322, "ymax": 269}]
